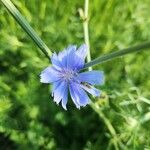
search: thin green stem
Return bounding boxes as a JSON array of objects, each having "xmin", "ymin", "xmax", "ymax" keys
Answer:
[
  {"xmin": 83, "ymin": 41, "xmax": 150, "ymax": 69},
  {"xmin": 90, "ymin": 102, "xmax": 120, "ymax": 150},
  {"xmin": 83, "ymin": 0, "xmax": 92, "ymax": 71},
  {"xmin": 1, "ymin": 0, "xmax": 52, "ymax": 59}
]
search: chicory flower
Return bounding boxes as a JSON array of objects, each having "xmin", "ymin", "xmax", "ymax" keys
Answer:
[{"xmin": 40, "ymin": 44, "xmax": 104, "ymax": 110}]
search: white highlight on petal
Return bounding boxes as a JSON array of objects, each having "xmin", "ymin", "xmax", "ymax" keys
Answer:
[{"xmin": 76, "ymin": 44, "xmax": 88, "ymax": 60}]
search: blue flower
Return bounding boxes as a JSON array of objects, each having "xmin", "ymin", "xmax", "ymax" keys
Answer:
[{"xmin": 40, "ymin": 44, "xmax": 104, "ymax": 110}]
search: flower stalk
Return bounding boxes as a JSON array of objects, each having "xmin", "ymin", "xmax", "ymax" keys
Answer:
[{"xmin": 80, "ymin": 0, "xmax": 92, "ymax": 71}]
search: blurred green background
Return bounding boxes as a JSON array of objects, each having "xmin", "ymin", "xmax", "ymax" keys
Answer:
[{"xmin": 0, "ymin": 0, "xmax": 150, "ymax": 149}]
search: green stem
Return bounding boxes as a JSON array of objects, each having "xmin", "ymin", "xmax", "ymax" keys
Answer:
[
  {"xmin": 83, "ymin": 0, "xmax": 92, "ymax": 71},
  {"xmin": 83, "ymin": 41, "xmax": 150, "ymax": 69},
  {"xmin": 1, "ymin": 0, "xmax": 52, "ymax": 59},
  {"xmin": 90, "ymin": 102, "xmax": 119, "ymax": 150}
]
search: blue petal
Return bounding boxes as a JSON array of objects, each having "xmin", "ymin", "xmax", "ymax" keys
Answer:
[
  {"xmin": 40, "ymin": 67, "xmax": 60, "ymax": 83},
  {"xmin": 51, "ymin": 80, "xmax": 62, "ymax": 96},
  {"xmin": 76, "ymin": 44, "xmax": 87, "ymax": 60},
  {"xmin": 69, "ymin": 82, "xmax": 90, "ymax": 108},
  {"xmin": 53, "ymin": 81, "xmax": 68, "ymax": 105},
  {"xmin": 66, "ymin": 45, "xmax": 77, "ymax": 69},
  {"xmin": 65, "ymin": 45, "xmax": 85, "ymax": 70},
  {"xmin": 69, "ymin": 83, "xmax": 80, "ymax": 109},
  {"xmin": 57, "ymin": 45, "xmax": 78, "ymax": 69},
  {"xmin": 67, "ymin": 45, "xmax": 77, "ymax": 53},
  {"xmin": 76, "ymin": 87, "xmax": 90, "ymax": 106},
  {"xmin": 81, "ymin": 84, "xmax": 100, "ymax": 97},
  {"xmin": 58, "ymin": 49, "xmax": 67, "ymax": 68},
  {"xmin": 61, "ymin": 86, "xmax": 68, "ymax": 110},
  {"xmin": 77, "ymin": 71, "xmax": 104, "ymax": 85},
  {"xmin": 51, "ymin": 53, "xmax": 63, "ymax": 70},
  {"xmin": 52, "ymin": 80, "xmax": 68, "ymax": 109},
  {"xmin": 56, "ymin": 45, "xmax": 85, "ymax": 71},
  {"xmin": 73, "ymin": 55, "xmax": 85, "ymax": 71}
]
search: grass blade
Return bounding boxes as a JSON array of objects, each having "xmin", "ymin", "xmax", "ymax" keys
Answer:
[
  {"xmin": 1, "ymin": 0, "xmax": 52, "ymax": 59},
  {"xmin": 83, "ymin": 41, "xmax": 150, "ymax": 69}
]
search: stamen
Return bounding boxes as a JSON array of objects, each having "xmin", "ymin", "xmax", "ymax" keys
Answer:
[{"xmin": 60, "ymin": 69, "xmax": 77, "ymax": 81}]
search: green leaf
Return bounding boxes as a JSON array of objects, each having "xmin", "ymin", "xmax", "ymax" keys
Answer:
[
  {"xmin": 83, "ymin": 42, "xmax": 150, "ymax": 69},
  {"xmin": 1, "ymin": 0, "xmax": 52, "ymax": 59}
]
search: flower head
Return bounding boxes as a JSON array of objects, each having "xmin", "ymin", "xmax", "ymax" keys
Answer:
[{"xmin": 40, "ymin": 44, "xmax": 104, "ymax": 110}]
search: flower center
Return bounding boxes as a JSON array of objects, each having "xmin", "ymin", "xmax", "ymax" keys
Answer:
[{"xmin": 61, "ymin": 69, "xmax": 77, "ymax": 81}]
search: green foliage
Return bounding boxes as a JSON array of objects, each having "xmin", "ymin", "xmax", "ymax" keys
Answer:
[{"xmin": 0, "ymin": 0, "xmax": 150, "ymax": 149}]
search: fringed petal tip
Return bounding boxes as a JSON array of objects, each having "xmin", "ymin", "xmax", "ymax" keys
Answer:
[{"xmin": 52, "ymin": 99, "xmax": 68, "ymax": 110}]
